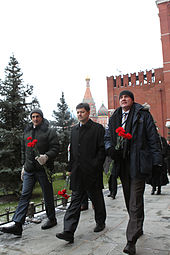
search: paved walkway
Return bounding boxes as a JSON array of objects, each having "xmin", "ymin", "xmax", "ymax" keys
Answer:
[{"xmin": 0, "ymin": 180, "xmax": 170, "ymax": 255}]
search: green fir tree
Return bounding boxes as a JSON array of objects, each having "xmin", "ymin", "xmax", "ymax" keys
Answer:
[
  {"xmin": 52, "ymin": 92, "xmax": 76, "ymax": 176},
  {"xmin": 0, "ymin": 54, "xmax": 39, "ymax": 195}
]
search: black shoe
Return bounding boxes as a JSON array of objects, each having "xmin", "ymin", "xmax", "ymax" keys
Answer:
[
  {"xmin": 94, "ymin": 223, "xmax": 105, "ymax": 232},
  {"xmin": 151, "ymin": 191, "xmax": 154, "ymax": 195},
  {"xmin": 151, "ymin": 188, "xmax": 155, "ymax": 195},
  {"xmin": 41, "ymin": 219, "xmax": 57, "ymax": 230},
  {"xmin": 156, "ymin": 187, "xmax": 161, "ymax": 195},
  {"xmin": 123, "ymin": 242, "xmax": 136, "ymax": 255},
  {"xmin": 56, "ymin": 231, "xmax": 74, "ymax": 243},
  {"xmin": 107, "ymin": 193, "xmax": 111, "ymax": 197},
  {"xmin": 0, "ymin": 223, "xmax": 22, "ymax": 236},
  {"xmin": 81, "ymin": 206, "xmax": 88, "ymax": 211},
  {"xmin": 110, "ymin": 194, "xmax": 116, "ymax": 199}
]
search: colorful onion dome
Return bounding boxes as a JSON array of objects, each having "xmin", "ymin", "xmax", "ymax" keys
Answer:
[{"xmin": 98, "ymin": 103, "xmax": 108, "ymax": 116}]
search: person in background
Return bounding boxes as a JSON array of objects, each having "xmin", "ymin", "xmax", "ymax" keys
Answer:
[
  {"xmin": 56, "ymin": 102, "xmax": 106, "ymax": 243},
  {"xmin": 0, "ymin": 108, "xmax": 59, "ymax": 236},
  {"xmin": 147, "ymin": 131, "xmax": 169, "ymax": 195},
  {"xmin": 104, "ymin": 90, "xmax": 162, "ymax": 255},
  {"xmin": 167, "ymin": 140, "xmax": 170, "ymax": 175},
  {"xmin": 107, "ymin": 161, "xmax": 118, "ymax": 199}
]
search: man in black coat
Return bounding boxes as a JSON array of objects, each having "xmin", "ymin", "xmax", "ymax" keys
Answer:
[
  {"xmin": 56, "ymin": 103, "xmax": 106, "ymax": 243},
  {"xmin": 1, "ymin": 108, "xmax": 59, "ymax": 236},
  {"xmin": 104, "ymin": 91, "xmax": 162, "ymax": 255}
]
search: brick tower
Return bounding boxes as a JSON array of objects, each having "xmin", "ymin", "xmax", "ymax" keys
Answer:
[{"xmin": 156, "ymin": 0, "xmax": 170, "ymax": 134}]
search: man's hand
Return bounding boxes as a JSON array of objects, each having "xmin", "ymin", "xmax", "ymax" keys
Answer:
[
  {"xmin": 107, "ymin": 147, "xmax": 122, "ymax": 161},
  {"xmin": 35, "ymin": 154, "xmax": 48, "ymax": 165},
  {"xmin": 21, "ymin": 166, "xmax": 24, "ymax": 181}
]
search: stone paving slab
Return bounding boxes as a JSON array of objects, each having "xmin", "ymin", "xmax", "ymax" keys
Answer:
[{"xmin": 0, "ymin": 179, "xmax": 170, "ymax": 255}]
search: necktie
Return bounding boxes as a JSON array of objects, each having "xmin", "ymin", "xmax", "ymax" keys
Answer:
[{"xmin": 122, "ymin": 112, "xmax": 128, "ymax": 129}]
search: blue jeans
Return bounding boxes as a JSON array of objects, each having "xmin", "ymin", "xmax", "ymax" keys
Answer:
[{"xmin": 13, "ymin": 170, "xmax": 56, "ymax": 224}]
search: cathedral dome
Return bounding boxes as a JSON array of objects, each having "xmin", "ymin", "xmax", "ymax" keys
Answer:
[{"xmin": 98, "ymin": 103, "xmax": 108, "ymax": 116}]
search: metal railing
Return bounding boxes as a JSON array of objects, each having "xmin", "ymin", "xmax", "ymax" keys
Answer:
[{"xmin": 0, "ymin": 196, "xmax": 70, "ymax": 226}]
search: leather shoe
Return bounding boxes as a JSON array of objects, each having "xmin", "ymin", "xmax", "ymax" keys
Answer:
[
  {"xmin": 123, "ymin": 242, "xmax": 136, "ymax": 254},
  {"xmin": 94, "ymin": 223, "xmax": 105, "ymax": 232},
  {"xmin": 41, "ymin": 219, "xmax": 57, "ymax": 230},
  {"xmin": 110, "ymin": 194, "xmax": 116, "ymax": 199},
  {"xmin": 0, "ymin": 223, "xmax": 22, "ymax": 236},
  {"xmin": 56, "ymin": 231, "xmax": 74, "ymax": 243}
]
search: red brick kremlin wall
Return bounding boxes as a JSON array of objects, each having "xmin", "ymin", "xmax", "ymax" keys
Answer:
[{"xmin": 107, "ymin": 0, "xmax": 170, "ymax": 139}]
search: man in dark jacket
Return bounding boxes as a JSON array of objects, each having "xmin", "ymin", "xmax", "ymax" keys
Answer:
[
  {"xmin": 56, "ymin": 103, "xmax": 106, "ymax": 243},
  {"xmin": 1, "ymin": 108, "xmax": 59, "ymax": 236},
  {"xmin": 104, "ymin": 91, "xmax": 162, "ymax": 255}
]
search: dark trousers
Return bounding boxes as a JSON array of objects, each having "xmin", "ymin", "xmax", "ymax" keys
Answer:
[
  {"xmin": 120, "ymin": 172, "xmax": 145, "ymax": 244},
  {"xmin": 81, "ymin": 191, "xmax": 89, "ymax": 208},
  {"xmin": 13, "ymin": 171, "xmax": 56, "ymax": 224},
  {"xmin": 108, "ymin": 174, "xmax": 117, "ymax": 197},
  {"xmin": 63, "ymin": 188, "xmax": 106, "ymax": 234}
]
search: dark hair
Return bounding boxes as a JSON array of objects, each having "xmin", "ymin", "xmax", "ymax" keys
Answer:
[{"xmin": 76, "ymin": 103, "xmax": 90, "ymax": 112}]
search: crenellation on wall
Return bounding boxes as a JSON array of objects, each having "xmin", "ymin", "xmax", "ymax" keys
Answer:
[
  {"xmin": 123, "ymin": 74, "xmax": 129, "ymax": 87},
  {"xmin": 109, "ymin": 68, "xmax": 164, "ymax": 89},
  {"xmin": 138, "ymin": 71, "xmax": 144, "ymax": 86},
  {"xmin": 155, "ymin": 68, "xmax": 164, "ymax": 84},
  {"xmin": 131, "ymin": 73, "xmax": 136, "ymax": 87},
  {"xmin": 116, "ymin": 75, "xmax": 121, "ymax": 88},
  {"xmin": 146, "ymin": 70, "xmax": 152, "ymax": 85}
]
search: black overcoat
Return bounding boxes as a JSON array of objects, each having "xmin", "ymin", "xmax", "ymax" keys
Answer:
[
  {"xmin": 69, "ymin": 119, "xmax": 106, "ymax": 191},
  {"xmin": 104, "ymin": 103, "xmax": 162, "ymax": 178}
]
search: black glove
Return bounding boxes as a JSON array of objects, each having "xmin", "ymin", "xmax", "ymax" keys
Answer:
[{"xmin": 107, "ymin": 147, "xmax": 122, "ymax": 161}]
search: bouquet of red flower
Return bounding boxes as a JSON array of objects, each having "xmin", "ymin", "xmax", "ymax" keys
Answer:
[
  {"xmin": 27, "ymin": 137, "xmax": 52, "ymax": 183},
  {"xmin": 115, "ymin": 127, "xmax": 132, "ymax": 150},
  {"xmin": 58, "ymin": 189, "xmax": 70, "ymax": 200}
]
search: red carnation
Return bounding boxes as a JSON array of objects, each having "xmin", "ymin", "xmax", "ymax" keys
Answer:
[
  {"xmin": 125, "ymin": 133, "xmax": 132, "ymax": 140},
  {"xmin": 62, "ymin": 189, "xmax": 66, "ymax": 194},
  {"xmin": 27, "ymin": 142, "xmax": 33, "ymax": 147},
  {"xmin": 115, "ymin": 127, "xmax": 132, "ymax": 150},
  {"xmin": 116, "ymin": 127, "xmax": 125, "ymax": 133},
  {"xmin": 32, "ymin": 139, "xmax": 38, "ymax": 146},
  {"xmin": 58, "ymin": 189, "xmax": 70, "ymax": 200},
  {"xmin": 118, "ymin": 131, "xmax": 127, "ymax": 138},
  {"xmin": 27, "ymin": 137, "xmax": 32, "ymax": 140}
]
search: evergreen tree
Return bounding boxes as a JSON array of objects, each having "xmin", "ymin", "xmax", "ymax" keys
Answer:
[
  {"xmin": 52, "ymin": 92, "xmax": 76, "ymax": 176},
  {"xmin": 0, "ymin": 54, "xmax": 39, "ymax": 195}
]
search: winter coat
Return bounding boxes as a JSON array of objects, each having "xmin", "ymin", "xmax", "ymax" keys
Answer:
[
  {"xmin": 146, "ymin": 136, "xmax": 169, "ymax": 187},
  {"xmin": 23, "ymin": 118, "xmax": 59, "ymax": 172},
  {"xmin": 104, "ymin": 102, "xmax": 162, "ymax": 178},
  {"xmin": 69, "ymin": 119, "xmax": 106, "ymax": 191},
  {"xmin": 167, "ymin": 144, "xmax": 170, "ymax": 175}
]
